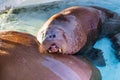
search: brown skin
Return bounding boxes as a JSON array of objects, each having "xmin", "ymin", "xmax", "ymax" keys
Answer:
[
  {"xmin": 37, "ymin": 6, "xmax": 120, "ymax": 66},
  {"xmin": 37, "ymin": 6, "xmax": 103, "ymax": 54},
  {"xmin": 0, "ymin": 31, "xmax": 101, "ymax": 80}
]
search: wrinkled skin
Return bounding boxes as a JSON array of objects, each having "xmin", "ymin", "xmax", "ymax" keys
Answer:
[
  {"xmin": 0, "ymin": 31, "xmax": 101, "ymax": 80},
  {"xmin": 37, "ymin": 6, "xmax": 101, "ymax": 54},
  {"xmin": 37, "ymin": 6, "xmax": 120, "ymax": 66}
]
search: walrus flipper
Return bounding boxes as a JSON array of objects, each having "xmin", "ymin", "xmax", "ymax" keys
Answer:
[
  {"xmin": 76, "ymin": 46, "xmax": 106, "ymax": 67},
  {"xmin": 84, "ymin": 48, "xmax": 106, "ymax": 67},
  {"xmin": 99, "ymin": 18, "xmax": 120, "ymax": 38},
  {"xmin": 110, "ymin": 33, "xmax": 120, "ymax": 61}
]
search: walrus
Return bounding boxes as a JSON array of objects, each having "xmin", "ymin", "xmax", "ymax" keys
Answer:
[
  {"xmin": 0, "ymin": 31, "xmax": 101, "ymax": 80},
  {"xmin": 37, "ymin": 6, "xmax": 120, "ymax": 66}
]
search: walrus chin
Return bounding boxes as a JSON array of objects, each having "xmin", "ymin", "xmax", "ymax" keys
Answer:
[{"xmin": 47, "ymin": 43, "xmax": 63, "ymax": 53}]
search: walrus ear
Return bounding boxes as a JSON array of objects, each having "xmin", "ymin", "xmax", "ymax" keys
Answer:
[{"xmin": 86, "ymin": 48, "xmax": 106, "ymax": 67}]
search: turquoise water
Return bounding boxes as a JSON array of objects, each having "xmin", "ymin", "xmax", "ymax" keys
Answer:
[
  {"xmin": 94, "ymin": 38, "xmax": 119, "ymax": 80},
  {"xmin": 0, "ymin": 0, "xmax": 120, "ymax": 80}
]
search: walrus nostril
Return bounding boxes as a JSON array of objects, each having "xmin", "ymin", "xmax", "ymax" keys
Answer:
[
  {"xmin": 49, "ymin": 34, "xmax": 56, "ymax": 38},
  {"xmin": 53, "ymin": 34, "xmax": 56, "ymax": 38},
  {"xmin": 49, "ymin": 35, "xmax": 52, "ymax": 38}
]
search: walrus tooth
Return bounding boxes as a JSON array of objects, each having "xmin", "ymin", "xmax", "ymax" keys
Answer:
[
  {"xmin": 59, "ymin": 49, "xmax": 62, "ymax": 53},
  {"xmin": 48, "ymin": 50, "xmax": 52, "ymax": 53}
]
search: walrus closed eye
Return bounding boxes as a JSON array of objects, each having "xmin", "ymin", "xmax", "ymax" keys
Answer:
[{"xmin": 37, "ymin": 6, "xmax": 120, "ymax": 66}]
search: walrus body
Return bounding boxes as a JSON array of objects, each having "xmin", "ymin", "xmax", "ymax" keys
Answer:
[
  {"xmin": 37, "ymin": 6, "xmax": 120, "ymax": 66},
  {"xmin": 0, "ymin": 31, "xmax": 101, "ymax": 80}
]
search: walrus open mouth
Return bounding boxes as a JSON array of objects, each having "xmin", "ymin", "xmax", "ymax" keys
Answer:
[{"xmin": 48, "ymin": 44, "xmax": 62, "ymax": 53}]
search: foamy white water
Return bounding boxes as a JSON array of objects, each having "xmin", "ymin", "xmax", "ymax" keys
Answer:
[{"xmin": 0, "ymin": 0, "xmax": 120, "ymax": 80}]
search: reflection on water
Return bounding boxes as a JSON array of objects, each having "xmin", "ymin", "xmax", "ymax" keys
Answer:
[
  {"xmin": 0, "ymin": 0, "xmax": 120, "ymax": 80},
  {"xmin": 42, "ymin": 57, "xmax": 81, "ymax": 80}
]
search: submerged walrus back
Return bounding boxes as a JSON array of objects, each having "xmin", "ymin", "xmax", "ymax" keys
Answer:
[{"xmin": 0, "ymin": 31, "xmax": 101, "ymax": 80}]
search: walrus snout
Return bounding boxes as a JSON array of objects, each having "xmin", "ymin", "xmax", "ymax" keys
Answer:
[
  {"xmin": 37, "ymin": 27, "xmax": 67, "ymax": 54},
  {"xmin": 46, "ymin": 32, "xmax": 63, "ymax": 53}
]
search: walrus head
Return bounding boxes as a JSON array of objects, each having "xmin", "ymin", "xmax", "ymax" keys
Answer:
[{"xmin": 37, "ymin": 14, "xmax": 87, "ymax": 54}]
